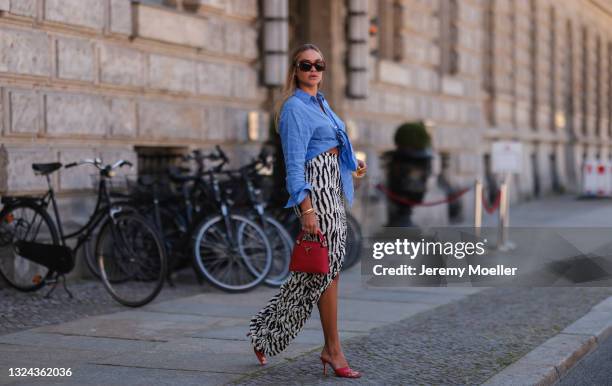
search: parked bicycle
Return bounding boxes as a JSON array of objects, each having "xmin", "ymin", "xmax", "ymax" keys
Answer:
[
  {"xmin": 186, "ymin": 147, "xmax": 273, "ymax": 292},
  {"xmin": 122, "ymin": 147, "xmax": 274, "ymax": 293},
  {"xmin": 201, "ymin": 146, "xmax": 293, "ymax": 287},
  {"xmin": 82, "ymin": 172, "xmax": 196, "ymax": 288},
  {"xmin": 0, "ymin": 159, "xmax": 167, "ymax": 307}
]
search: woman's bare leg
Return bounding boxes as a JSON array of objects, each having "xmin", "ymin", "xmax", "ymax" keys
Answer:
[{"xmin": 317, "ymin": 275, "xmax": 349, "ymax": 368}]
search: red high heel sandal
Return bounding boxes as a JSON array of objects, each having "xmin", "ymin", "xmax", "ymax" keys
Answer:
[
  {"xmin": 321, "ymin": 357, "xmax": 361, "ymax": 378},
  {"xmin": 254, "ymin": 348, "xmax": 267, "ymax": 366},
  {"xmin": 246, "ymin": 332, "xmax": 267, "ymax": 366}
]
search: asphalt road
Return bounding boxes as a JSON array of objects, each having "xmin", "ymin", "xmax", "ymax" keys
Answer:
[{"xmin": 556, "ymin": 333, "xmax": 612, "ymax": 386}]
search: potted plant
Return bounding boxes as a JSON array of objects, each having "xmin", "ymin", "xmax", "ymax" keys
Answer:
[{"xmin": 381, "ymin": 121, "xmax": 433, "ymax": 226}]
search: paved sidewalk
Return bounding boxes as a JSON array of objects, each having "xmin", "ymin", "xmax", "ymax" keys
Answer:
[
  {"xmin": 0, "ymin": 265, "xmax": 482, "ymax": 385},
  {"xmin": 0, "ymin": 275, "xmax": 203, "ymax": 336}
]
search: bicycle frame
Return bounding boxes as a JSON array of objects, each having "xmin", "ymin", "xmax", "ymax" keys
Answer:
[
  {"xmin": 27, "ymin": 173, "xmax": 126, "ymax": 255},
  {"xmin": 173, "ymin": 148, "xmax": 270, "ymax": 252},
  {"xmin": 189, "ymin": 149, "xmax": 273, "ymax": 249},
  {"xmin": 183, "ymin": 169, "xmax": 239, "ymax": 249}
]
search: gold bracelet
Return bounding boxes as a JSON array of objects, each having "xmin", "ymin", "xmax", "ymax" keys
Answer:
[{"xmin": 300, "ymin": 207, "xmax": 315, "ymax": 217}]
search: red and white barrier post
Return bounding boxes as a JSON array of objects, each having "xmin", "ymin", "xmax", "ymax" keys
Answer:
[
  {"xmin": 595, "ymin": 160, "xmax": 610, "ymax": 196},
  {"xmin": 582, "ymin": 158, "xmax": 597, "ymax": 196}
]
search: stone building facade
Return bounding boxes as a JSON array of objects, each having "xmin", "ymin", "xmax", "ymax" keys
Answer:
[{"xmin": 0, "ymin": 0, "xmax": 611, "ymax": 231}]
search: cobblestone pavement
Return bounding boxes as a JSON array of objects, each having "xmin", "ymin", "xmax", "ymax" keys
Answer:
[
  {"xmin": 0, "ymin": 269, "xmax": 205, "ymax": 336},
  {"xmin": 232, "ymin": 287, "xmax": 612, "ymax": 385}
]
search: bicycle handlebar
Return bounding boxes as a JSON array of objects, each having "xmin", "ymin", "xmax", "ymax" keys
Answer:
[
  {"xmin": 179, "ymin": 146, "xmax": 273, "ymax": 180},
  {"xmin": 186, "ymin": 146, "xmax": 229, "ymax": 162},
  {"xmin": 65, "ymin": 158, "xmax": 133, "ymax": 171},
  {"xmin": 111, "ymin": 160, "xmax": 133, "ymax": 170},
  {"xmin": 182, "ymin": 147, "xmax": 229, "ymax": 174}
]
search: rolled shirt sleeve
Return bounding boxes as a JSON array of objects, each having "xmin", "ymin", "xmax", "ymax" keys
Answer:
[{"xmin": 279, "ymin": 105, "xmax": 314, "ymax": 208}]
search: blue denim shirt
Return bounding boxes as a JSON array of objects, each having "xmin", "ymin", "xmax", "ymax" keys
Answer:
[{"xmin": 278, "ymin": 88, "xmax": 359, "ymax": 209}]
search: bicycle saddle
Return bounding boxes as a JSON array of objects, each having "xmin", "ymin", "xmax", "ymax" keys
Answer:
[{"xmin": 32, "ymin": 162, "xmax": 62, "ymax": 175}]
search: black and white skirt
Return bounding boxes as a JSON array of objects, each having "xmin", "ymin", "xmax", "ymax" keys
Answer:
[{"xmin": 248, "ymin": 151, "xmax": 347, "ymax": 356}]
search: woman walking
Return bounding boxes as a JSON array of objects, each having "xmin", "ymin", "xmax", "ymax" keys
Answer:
[{"xmin": 247, "ymin": 43, "xmax": 366, "ymax": 378}]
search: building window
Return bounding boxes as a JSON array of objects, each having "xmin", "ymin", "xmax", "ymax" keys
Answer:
[
  {"xmin": 529, "ymin": 0, "xmax": 538, "ymax": 131},
  {"xmin": 595, "ymin": 36, "xmax": 602, "ymax": 137},
  {"xmin": 609, "ymin": 41, "xmax": 612, "ymax": 138},
  {"xmin": 563, "ymin": 20, "xmax": 574, "ymax": 135},
  {"xmin": 140, "ymin": 0, "xmax": 166, "ymax": 5},
  {"xmin": 549, "ymin": 6, "xmax": 556, "ymax": 131},
  {"xmin": 581, "ymin": 26, "xmax": 588, "ymax": 135},
  {"xmin": 482, "ymin": 0, "xmax": 495, "ymax": 126},
  {"xmin": 368, "ymin": 0, "xmax": 380, "ymax": 58},
  {"xmin": 378, "ymin": 0, "xmax": 403, "ymax": 61},
  {"xmin": 510, "ymin": 0, "xmax": 518, "ymax": 128},
  {"xmin": 141, "ymin": 0, "xmax": 233, "ymax": 14},
  {"xmin": 136, "ymin": 146, "xmax": 188, "ymax": 176},
  {"xmin": 439, "ymin": 0, "xmax": 459, "ymax": 75},
  {"xmin": 139, "ymin": 0, "xmax": 183, "ymax": 10},
  {"xmin": 159, "ymin": 0, "xmax": 201, "ymax": 13}
]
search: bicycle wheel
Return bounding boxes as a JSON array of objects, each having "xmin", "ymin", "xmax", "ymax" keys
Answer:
[
  {"xmin": 341, "ymin": 212, "xmax": 363, "ymax": 271},
  {"xmin": 192, "ymin": 214, "xmax": 272, "ymax": 292},
  {"xmin": 0, "ymin": 203, "xmax": 58, "ymax": 291},
  {"xmin": 257, "ymin": 215, "xmax": 292, "ymax": 287},
  {"xmin": 96, "ymin": 213, "xmax": 166, "ymax": 307},
  {"xmin": 83, "ymin": 201, "xmax": 138, "ymax": 279}
]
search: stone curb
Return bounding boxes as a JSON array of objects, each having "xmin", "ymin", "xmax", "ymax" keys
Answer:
[{"xmin": 482, "ymin": 295, "xmax": 612, "ymax": 386}]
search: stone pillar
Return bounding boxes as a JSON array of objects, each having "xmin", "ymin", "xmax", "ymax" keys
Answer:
[
  {"xmin": 262, "ymin": 0, "xmax": 288, "ymax": 87},
  {"xmin": 346, "ymin": 0, "xmax": 368, "ymax": 98}
]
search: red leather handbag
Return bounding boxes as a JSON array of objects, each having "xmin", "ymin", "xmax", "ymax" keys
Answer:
[{"xmin": 289, "ymin": 230, "xmax": 329, "ymax": 274}]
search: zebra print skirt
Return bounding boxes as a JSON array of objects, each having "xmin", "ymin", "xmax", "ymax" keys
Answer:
[{"xmin": 247, "ymin": 151, "xmax": 347, "ymax": 356}]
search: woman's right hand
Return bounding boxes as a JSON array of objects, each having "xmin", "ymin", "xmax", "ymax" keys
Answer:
[{"xmin": 301, "ymin": 212, "xmax": 319, "ymax": 235}]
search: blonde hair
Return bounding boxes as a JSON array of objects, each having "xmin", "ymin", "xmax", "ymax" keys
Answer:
[{"xmin": 273, "ymin": 43, "xmax": 325, "ymax": 132}]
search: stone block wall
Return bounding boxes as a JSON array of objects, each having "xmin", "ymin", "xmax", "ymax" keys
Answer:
[{"xmin": 0, "ymin": 0, "xmax": 268, "ymax": 198}]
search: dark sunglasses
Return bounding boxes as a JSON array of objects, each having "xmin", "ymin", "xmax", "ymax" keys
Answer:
[{"xmin": 296, "ymin": 60, "xmax": 326, "ymax": 72}]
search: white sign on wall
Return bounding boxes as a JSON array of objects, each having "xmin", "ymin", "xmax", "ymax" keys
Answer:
[{"xmin": 492, "ymin": 141, "xmax": 523, "ymax": 174}]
